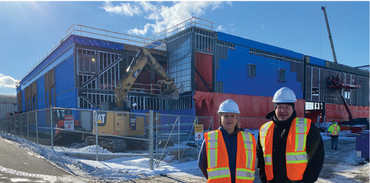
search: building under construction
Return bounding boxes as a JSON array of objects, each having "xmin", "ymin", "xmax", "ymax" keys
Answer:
[{"xmin": 16, "ymin": 17, "xmax": 369, "ymax": 129}]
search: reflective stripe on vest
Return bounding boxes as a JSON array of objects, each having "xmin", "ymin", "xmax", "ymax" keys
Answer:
[
  {"xmin": 208, "ymin": 167, "xmax": 230, "ymax": 179},
  {"xmin": 259, "ymin": 122, "xmax": 274, "ymax": 180},
  {"xmin": 286, "ymin": 152, "xmax": 308, "ymax": 163},
  {"xmin": 207, "ymin": 131, "xmax": 219, "ymax": 168},
  {"xmin": 236, "ymin": 168, "xmax": 254, "ymax": 180},
  {"xmin": 235, "ymin": 131, "xmax": 255, "ymax": 181},
  {"xmin": 295, "ymin": 118, "xmax": 308, "ymax": 152},
  {"xmin": 259, "ymin": 122, "xmax": 274, "ymax": 154},
  {"xmin": 264, "ymin": 154, "xmax": 272, "ymax": 165},
  {"xmin": 206, "ymin": 130, "xmax": 231, "ymax": 180},
  {"xmin": 241, "ymin": 131, "xmax": 254, "ymax": 169},
  {"xmin": 331, "ymin": 124, "xmax": 340, "ymax": 135}
]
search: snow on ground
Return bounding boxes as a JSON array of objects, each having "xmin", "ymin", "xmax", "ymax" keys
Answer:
[{"xmin": 0, "ymin": 129, "xmax": 368, "ymax": 182}]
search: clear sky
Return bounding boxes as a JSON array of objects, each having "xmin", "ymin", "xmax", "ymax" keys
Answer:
[{"xmin": 0, "ymin": 1, "xmax": 369, "ymax": 95}]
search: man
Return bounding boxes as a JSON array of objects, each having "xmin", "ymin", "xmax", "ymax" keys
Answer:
[
  {"xmin": 198, "ymin": 99, "xmax": 256, "ymax": 183},
  {"xmin": 257, "ymin": 87, "xmax": 325, "ymax": 183},
  {"xmin": 327, "ymin": 120, "xmax": 340, "ymax": 150}
]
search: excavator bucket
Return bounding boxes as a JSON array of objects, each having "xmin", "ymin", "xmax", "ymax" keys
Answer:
[{"xmin": 157, "ymin": 88, "xmax": 180, "ymax": 100}]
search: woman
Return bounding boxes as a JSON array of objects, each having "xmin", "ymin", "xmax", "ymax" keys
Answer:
[{"xmin": 198, "ymin": 99, "xmax": 256, "ymax": 183}]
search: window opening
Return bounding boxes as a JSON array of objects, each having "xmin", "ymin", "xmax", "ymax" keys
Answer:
[
  {"xmin": 248, "ymin": 64, "xmax": 256, "ymax": 77},
  {"xmin": 312, "ymin": 87, "xmax": 319, "ymax": 96},
  {"xmin": 278, "ymin": 68, "xmax": 286, "ymax": 82}
]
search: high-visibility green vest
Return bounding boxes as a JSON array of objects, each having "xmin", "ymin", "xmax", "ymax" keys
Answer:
[{"xmin": 328, "ymin": 124, "xmax": 340, "ymax": 136}]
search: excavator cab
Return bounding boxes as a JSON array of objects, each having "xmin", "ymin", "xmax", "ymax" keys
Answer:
[{"xmin": 53, "ymin": 109, "xmax": 83, "ymax": 145}]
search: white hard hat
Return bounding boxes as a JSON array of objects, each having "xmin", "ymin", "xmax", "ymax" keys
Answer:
[
  {"xmin": 217, "ymin": 99, "xmax": 240, "ymax": 114},
  {"xmin": 272, "ymin": 87, "xmax": 297, "ymax": 103}
]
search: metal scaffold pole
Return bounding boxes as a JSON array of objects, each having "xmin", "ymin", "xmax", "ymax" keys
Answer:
[{"xmin": 149, "ymin": 110, "xmax": 154, "ymax": 170}]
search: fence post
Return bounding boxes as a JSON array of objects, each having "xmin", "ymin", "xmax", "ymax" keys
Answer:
[
  {"xmin": 149, "ymin": 110, "xmax": 154, "ymax": 170},
  {"xmin": 178, "ymin": 115, "xmax": 180, "ymax": 162},
  {"xmin": 196, "ymin": 117, "xmax": 199, "ymax": 155},
  {"xmin": 36, "ymin": 111, "xmax": 38, "ymax": 144},
  {"xmin": 27, "ymin": 113, "xmax": 29, "ymax": 140},
  {"xmin": 50, "ymin": 105, "xmax": 53, "ymax": 149},
  {"xmin": 20, "ymin": 114, "xmax": 22, "ymax": 137},
  {"xmin": 94, "ymin": 111, "xmax": 99, "ymax": 161}
]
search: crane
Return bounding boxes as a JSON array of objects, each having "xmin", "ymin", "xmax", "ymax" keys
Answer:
[{"xmin": 321, "ymin": 6, "xmax": 338, "ymax": 64}]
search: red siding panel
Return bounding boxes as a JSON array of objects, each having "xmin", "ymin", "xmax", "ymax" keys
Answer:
[
  {"xmin": 195, "ymin": 52, "xmax": 213, "ymax": 92},
  {"xmin": 325, "ymin": 103, "xmax": 369, "ymax": 122},
  {"xmin": 194, "ymin": 91, "xmax": 305, "ymax": 130}
]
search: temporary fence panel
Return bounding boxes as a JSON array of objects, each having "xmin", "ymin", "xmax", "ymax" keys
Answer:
[
  {"xmin": 0, "ymin": 108, "xmax": 216, "ymax": 170},
  {"xmin": 155, "ymin": 114, "xmax": 213, "ymax": 167}
]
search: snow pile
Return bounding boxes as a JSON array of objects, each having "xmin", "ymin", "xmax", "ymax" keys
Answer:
[
  {"xmin": 53, "ymin": 144, "xmax": 112, "ymax": 153},
  {"xmin": 0, "ymin": 133, "xmax": 202, "ymax": 182},
  {"xmin": 0, "ymin": 128, "xmax": 368, "ymax": 182}
]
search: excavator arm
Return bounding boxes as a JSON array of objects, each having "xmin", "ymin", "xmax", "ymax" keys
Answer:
[{"xmin": 114, "ymin": 48, "xmax": 179, "ymax": 109}]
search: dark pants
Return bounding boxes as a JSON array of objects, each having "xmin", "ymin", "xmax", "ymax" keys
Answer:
[{"xmin": 331, "ymin": 136, "xmax": 338, "ymax": 150}]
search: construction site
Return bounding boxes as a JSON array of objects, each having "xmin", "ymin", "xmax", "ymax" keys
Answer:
[
  {"xmin": 12, "ymin": 16, "xmax": 368, "ymax": 130},
  {"xmin": 0, "ymin": 5, "xmax": 368, "ymax": 182}
]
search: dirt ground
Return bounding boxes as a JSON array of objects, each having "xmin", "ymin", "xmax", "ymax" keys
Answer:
[{"xmin": 117, "ymin": 137, "xmax": 369, "ymax": 183}]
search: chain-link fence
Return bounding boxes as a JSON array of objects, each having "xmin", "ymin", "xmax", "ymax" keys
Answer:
[
  {"xmin": 154, "ymin": 114, "xmax": 213, "ymax": 167},
  {"xmin": 0, "ymin": 107, "xmax": 213, "ymax": 169}
]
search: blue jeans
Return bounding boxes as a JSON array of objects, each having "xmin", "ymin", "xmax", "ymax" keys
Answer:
[{"xmin": 331, "ymin": 136, "xmax": 338, "ymax": 149}]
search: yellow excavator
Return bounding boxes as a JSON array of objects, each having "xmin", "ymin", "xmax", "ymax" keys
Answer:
[
  {"xmin": 55, "ymin": 48, "xmax": 180, "ymax": 152},
  {"xmin": 115, "ymin": 47, "xmax": 179, "ymax": 110}
]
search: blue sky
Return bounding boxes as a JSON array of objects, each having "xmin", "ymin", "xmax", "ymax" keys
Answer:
[{"xmin": 0, "ymin": 1, "xmax": 368, "ymax": 95}]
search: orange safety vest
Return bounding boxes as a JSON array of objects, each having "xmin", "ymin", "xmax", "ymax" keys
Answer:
[
  {"xmin": 259, "ymin": 118, "xmax": 311, "ymax": 181},
  {"xmin": 205, "ymin": 130, "xmax": 256, "ymax": 183}
]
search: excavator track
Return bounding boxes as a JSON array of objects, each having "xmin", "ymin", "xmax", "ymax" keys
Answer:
[{"xmin": 85, "ymin": 136, "xmax": 127, "ymax": 152}]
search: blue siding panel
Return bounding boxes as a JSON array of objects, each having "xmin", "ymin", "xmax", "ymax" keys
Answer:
[
  {"xmin": 55, "ymin": 56, "xmax": 76, "ymax": 108},
  {"xmin": 20, "ymin": 36, "xmax": 74, "ymax": 86},
  {"xmin": 73, "ymin": 36, "xmax": 124, "ymax": 50},
  {"xmin": 37, "ymin": 76, "xmax": 45, "ymax": 109},
  {"xmin": 308, "ymin": 56, "xmax": 326, "ymax": 67},
  {"xmin": 37, "ymin": 110, "xmax": 48, "ymax": 133},
  {"xmin": 217, "ymin": 32, "xmax": 303, "ymax": 60},
  {"xmin": 55, "ymin": 89, "xmax": 75, "ymax": 108},
  {"xmin": 217, "ymin": 45, "xmax": 303, "ymax": 99}
]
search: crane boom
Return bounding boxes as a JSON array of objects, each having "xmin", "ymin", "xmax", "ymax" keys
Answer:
[{"xmin": 321, "ymin": 6, "xmax": 338, "ymax": 63}]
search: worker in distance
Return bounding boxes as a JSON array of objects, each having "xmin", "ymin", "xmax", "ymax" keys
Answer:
[
  {"xmin": 327, "ymin": 120, "xmax": 340, "ymax": 150},
  {"xmin": 198, "ymin": 99, "xmax": 256, "ymax": 183},
  {"xmin": 257, "ymin": 87, "xmax": 325, "ymax": 183}
]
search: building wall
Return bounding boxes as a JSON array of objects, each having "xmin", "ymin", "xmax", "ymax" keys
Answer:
[
  {"xmin": 20, "ymin": 36, "xmax": 74, "ymax": 90},
  {"xmin": 167, "ymin": 29, "xmax": 193, "ymax": 92},
  {"xmin": 215, "ymin": 33, "xmax": 304, "ymax": 99},
  {"xmin": 55, "ymin": 55, "xmax": 76, "ymax": 108},
  {"xmin": 217, "ymin": 32, "xmax": 303, "ymax": 60},
  {"xmin": 0, "ymin": 95, "xmax": 17, "ymax": 118}
]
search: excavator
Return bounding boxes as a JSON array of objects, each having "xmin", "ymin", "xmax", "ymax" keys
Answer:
[
  {"xmin": 115, "ymin": 47, "xmax": 179, "ymax": 110},
  {"xmin": 54, "ymin": 47, "xmax": 180, "ymax": 152}
]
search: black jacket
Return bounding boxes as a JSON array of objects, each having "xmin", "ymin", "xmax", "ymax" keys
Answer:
[{"xmin": 256, "ymin": 110, "xmax": 325, "ymax": 183}]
